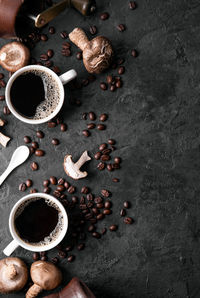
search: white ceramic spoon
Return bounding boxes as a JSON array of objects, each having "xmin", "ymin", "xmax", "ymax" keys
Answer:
[{"xmin": 0, "ymin": 146, "xmax": 30, "ymax": 186}]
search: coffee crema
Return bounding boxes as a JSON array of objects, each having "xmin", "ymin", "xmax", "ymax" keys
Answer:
[
  {"xmin": 14, "ymin": 198, "xmax": 63, "ymax": 246},
  {"xmin": 10, "ymin": 70, "xmax": 60, "ymax": 120}
]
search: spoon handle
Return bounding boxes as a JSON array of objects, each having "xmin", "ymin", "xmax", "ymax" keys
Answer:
[{"xmin": 0, "ymin": 166, "xmax": 13, "ymax": 186}]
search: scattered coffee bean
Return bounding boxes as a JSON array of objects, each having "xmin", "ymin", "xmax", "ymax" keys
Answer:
[
  {"xmin": 60, "ymin": 123, "xmax": 67, "ymax": 131},
  {"xmin": 49, "ymin": 26, "xmax": 55, "ymax": 34},
  {"xmin": 31, "ymin": 162, "xmax": 38, "ymax": 171},
  {"xmin": 48, "ymin": 121, "xmax": 57, "ymax": 128},
  {"xmin": 124, "ymin": 201, "xmax": 130, "ymax": 209},
  {"xmin": 61, "ymin": 48, "xmax": 71, "ymax": 57},
  {"xmin": 26, "ymin": 179, "xmax": 32, "ymax": 188},
  {"xmin": 57, "ymin": 185, "xmax": 65, "ymax": 192},
  {"xmin": 51, "ymin": 257, "xmax": 58, "ymax": 264},
  {"xmin": 92, "ymin": 232, "xmax": 101, "ymax": 239},
  {"xmin": 88, "ymin": 112, "xmax": 96, "ymax": 121},
  {"xmin": 19, "ymin": 183, "xmax": 26, "ymax": 192},
  {"xmin": 41, "ymin": 256, "xmax": 47, "ymax": 261},
  {"xmin": 62, "ymin": 41, "xmax": 71, "ymax": 49},
  {"xmin": 0, "ymin": 95, "xmax": 5, "ymax": 101},
  {"xmin": 0, "ymin": 73, "xmax": 4, "ymax": 79},
  {"xmin": 64, "ymin": 181, "xmax": 70, "ymax": 189},
  {"xmin": 50, "ymin": 176, "xmax": 57, "ymax": 185},
  {"xmin": 60, "ymin": 31, "xmax": 68, "ymax": 39},
  {"xmin": 104, "ymin": 201, "xmax": 112, "ymax": 208},
  {"xmin": 112, "ymin": 178, "xmax": 119, "ymax": 182},
  {"xmin": 33, "ymin": 252, "xmax": 39, "ymax": 261},
  {"xmin": 40, "ymin": 34, "xmax": 48, "ymax": 41},
  {"xmin": 96, "ymin": 203, "xmax": 104, "ymax": 209},
  {"xmin": 114, "ymin": 157, "xmax": 121, "ymax": 164},
  {"xmin": 58, "ymin": 250, "xmax": 67, "ymax": 258},
  {"xmin": 99, "ymin": 143, "xmax": 107, "ymax": 151},
  {"xmin": 94, "ymin": 152, "xmax": 101, "ymax": 160},
  {"xmin": 94, "ymin": 197, "xmax": 103, "ymax": 204},
  {"xmin": 3, "ymin": 106, "xmax": 10, "ymax": 115},
  {"xmin": 89, "ymin": 25, "xmax": 97, "ymax": 35},
  {"xmin": 100, "ymin": 82, "xmax": 107, "ymax": 90},
  {"xmin": 118, "ymin": 66, "xmax": 125, "ymax": 75},
  {"xmin": 71, "ymin": 196, "xmax": 78, "ymax": 204},
  {"xmin": 97, "ymin": 124, "xmax": 106, "ymax": 130},
  {"xmin": 117, "ymin": 24, "xmax": 126, "ymax": 32},
  {"xmin": 47, "ymin": 49, "xmax": 54, "ymax": 58},
  {"xmin": 110, "ymin": 85, "xmax": 116, "ymax": 92},
  {"xmin": 44, "ymin": 187, "xmax": 51, "ymax": 194},
  {"xmin": 99, "ymin": 113, "xmax": 108, "ymax": 122},
  {"xmin": 68, "ymin": 185, "xmax": 75, "ymax": 194},
  {"xmin": 102, "ymin": 148, "xmax": 111, "ymax": 155},
  {"xmin": 108, "ymin": 139, "xmax": 116, "ymax": 145},
  {"xmin": 77, "ymin": 243, "xmax": 85, "ymax": 251},
  {"xmin": 24, "ymin": 136, "xmax": 31, "ymax": 144},
  {"xmin": 53, "ymin": 190, "xmax": 61, "ymax": 198},
  {"xmin": 65, "ymin": 245, "xmax": 73, "ymax": 252},
  {"xmin": 88, "ymin": 225, "xmax": 95, "ymax": 232},
  {"xmin": 103, "ymin": 209, "xmax": 112, "ymax": 215},
  {"xmin": 107, "ymin": 75, "xmax": 113, "ymax": 84},
  {"xmin": 100, "ymin": 12, "xmax": 109, "ymax": 20},
  {"xmin": 97, "ymin": 213, "xmax": 104, "ymax": 220},
  {"xmin": 101, "ymin": 155, "xmax": 110, "ymax": 161},
  {"xmin": 120, "ymin": 209, "xmax": 126, "ymax": 217},
  {"xmin": 124, "ymin": 217, "xmax": 133, "ymax": 224},
  {"xmin": 82, "ymin": 112, "xmax": 87, "ymax": 120},
  {"xmin": 101, "ymin": 189, "xmax": 110, "ymax": 197},
  {"xmin": 35, "ymin": 149, "xmax": 45, "ymax": 156},
  {"xmin": 109, "ymin": 225, "xmax": 118, "ymax": 231},
  {"xmin": 112, "ymin": 163, "xmax": 120, "ymax": 169},
  {"xmin": 101, "ymin": 228, "xmax": 107, "ymax": 235},
  {"xmin": 82, "ymin": 130, "xmax": 90, "ymax": 137},
  {"xmin": 36, "ymin": 130, "xmax": 44, "ymax": 138},
  {"xmin": 107, "ymin": 164, "xmax": 113, "ymax": 171},
  {"xmin": 116, "ymin": 80, "xmax": 122, "ymax": 88},
  {"xmin": 52, "ymin": 138, "xmax": 59, "ymax": 145},
  {"xmin": 131, "ymin": 49, "xmax": 138, "ymax": 57},
  {"xmin": 0, "ymin": 80, "xmax": 6, "ymax": 87},
  {"xmin": 40, "ymin": 54, "xmax": 48, "ymax": 61},
  {"xmin": 31, "ymin": 142, "xmax": 39, "ymax": 149},
  {"xmin": 111, "ymin": 146, "xmax": 116, "ymax": 151},
  {"xmin": 67, "ymin": 255, "xmax": 75, "ymax": 262},
  {"xmin": 81, "ymin": 186, "xmax": 90, "ymax": 194},
  {"xmin": 60, "ymin": 194, "xmax": 67, "ymax": 201},
  {"xmin": 43, "ymin": 180, "xmax": 50, "ymax": 187},
  {"xmin": 52, "ymin": 66, "xmax": 61, "ymax": 74},
  {"xmin": 87, "ymin": 123, "xmax": 95, "ymax": 130},
  {"xmin": 117, "ymin": 58, "xmax": 125, "ymax": 65},
  {"xmin": 58, "ymin": 178, "xmax": 65, "ymax": 185},
  {"xmin": 97, "ymin": 162, "xmax": 105, "ymax": 170},
  {"xmin": 129, "ymin": 1, "xmax": 136, "ymax": 9},
  {"xmin": 30, "ymin": 188, "xmax": 37, "ymax": 193}
]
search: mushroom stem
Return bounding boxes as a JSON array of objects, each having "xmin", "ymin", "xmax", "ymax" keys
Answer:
[
  {"xmin": 0, "ymin": 132, "xmax": 11, "ymax": 147},
  {"xmin": 69, "ymin": 28, "xmax": 89, "ymax": 51},
  {"xmin": 75, "ymin": 150, "xmax": 91, "ymax": 169},
  {"xmin": 0, "ymin": 119, "xmax": 5, "ymax": 127},
  {"xmin": 26, "ymin": 284, "xmax": 42, "ymax": 298},
  {"xmin": 5, "ymin": 264, "xmax": 17, "ymax": 280}
]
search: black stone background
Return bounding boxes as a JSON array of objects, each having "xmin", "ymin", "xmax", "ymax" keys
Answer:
[{"xmin": 0, "ymin": 0, "xmax": 200, "ymax": 297}]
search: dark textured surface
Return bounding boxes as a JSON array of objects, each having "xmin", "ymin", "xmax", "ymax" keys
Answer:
[{"xmin": 0, "ymin": 0, "xmax": 200, "ymax": 297}]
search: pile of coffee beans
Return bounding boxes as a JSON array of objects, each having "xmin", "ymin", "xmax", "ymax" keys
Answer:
[{"xmin": 82, "ymin": 111, "xmax": 108, "ymax": 137}]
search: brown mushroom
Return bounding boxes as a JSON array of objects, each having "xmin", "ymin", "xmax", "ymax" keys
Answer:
[
  {"xmin": 0, "ymin": 257, "xmax": 28, "ymax": 293},
  {"xmin": 0, "ymin": 41, "xmax": 30, "ymax": 72},
  {"xmin": 69, "ymin": 28, "xmax": 113, "ymax": 73},
  {"xmin": 26, "ymin": 261, "xmax": 62, "ymax": 298}
]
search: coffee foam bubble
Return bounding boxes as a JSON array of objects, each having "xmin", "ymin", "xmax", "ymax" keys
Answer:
[
  {"xmin": 23, "ymin": 70, "xmax": 60, "ymax": 120},
  {"xmin": 14, "ymin": 197, "xmax": 64, "ymax": 247}
]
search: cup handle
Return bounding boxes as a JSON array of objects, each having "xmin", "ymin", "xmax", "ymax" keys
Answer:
[
  {"xmin": 3, "ymin": 240, "xmax": 19, "ymax": 256},
  {"xmin": 59, "ymin": 69, "xmax": 77, "ymax": 85}
]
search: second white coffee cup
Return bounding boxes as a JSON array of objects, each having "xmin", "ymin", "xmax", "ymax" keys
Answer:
[
  {"xmin": 5, "ymin": 65, "xmax": 77, "ymax": 124},
  {"xmin": 3, "ymin": 193, "xmax": 68, "ymax": 256}
]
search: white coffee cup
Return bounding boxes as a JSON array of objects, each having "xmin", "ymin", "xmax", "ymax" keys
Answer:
[
  {"xmin": 5, "ymin": 65, "xmax": 77, "ymax": 124},
  {"xmin": 3, "ymin": 193, "xmax": 68, "ymax": 256}
]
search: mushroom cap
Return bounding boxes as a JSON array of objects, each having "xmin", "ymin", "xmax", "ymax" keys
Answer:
[
  {"xmin": 0, "ymin": 41, "xmax": 30, "ymax": 72},
  {"xmin": 0, "ymin": 257, "xmax": 28, "ymax": 293},
  {"xmin": 83, "ymin": 36, "xmax": 113, "ymax": 73},
  {"xmin": 30, "ymin": 261, "xmax": 62, "ymax": 291}
]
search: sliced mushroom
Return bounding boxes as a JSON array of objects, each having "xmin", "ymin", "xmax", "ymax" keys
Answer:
[
  {"xmin": 64, "ymin": 150, "xmax": 91, "ymax": 180},
  {"xmin": 26, "ymin": 261, "xmax": 62, "ymax": 298},
  {"xmin": 0, "ymin": 257, "xmax": 28, "ymax": 293},
  {"xmin": 69, "ymin": 28, "xmax": 113, "ymax": 73},
  {"xmin": 0, "ymin": 41, "xmax": 30, "ymax": 72}
]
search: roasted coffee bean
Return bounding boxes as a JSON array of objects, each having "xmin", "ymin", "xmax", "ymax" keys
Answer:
[
  {"xmin": 31, "ymin": 162, "xmax": 38, "ymax": 171},
  {"xmin": 97, "ymin": 162, "xmax": 105, "ymax": 170},
  {"xmin": 0, "ymin": 80, "xmax": 6, "ymax": 87},
  {"xmin": 124, "ymin": 201, "xmax": 130, "ymax": 209},
  {"xmin": 87, "ymin": 123, "xmax": 96, "ymax": 129},
  {"xmin": 107, "ymin": 75, "xmax": 113, "ymax": 84},
  {"xmin": 0, "ymin": 73, "xmax": 4, "ymax": 79},
  {"xmin": 117, "ymin": 58, "xmax": 125, "ymax": 65},
  {"xmin": 0, "ymin": 95, "xmax": 5, "ymax": 101},
  {"xmin": 101, "ymin": 228, "xmax": 107, "ymax": 235},
  {"xmin": 35, "ymin": 149, "xmax": 45, "ymax": 156},
  {"xmin": 24, "ymin": 136, "xmax": 31, "ymax": 144},
  {"xmin": 49, "ymin": 26, "xmax": 55, "ymax": 34},
  {"xmin": 62, "ymin": 41, "xmax": 71, "ymax": 49},
  {"xmin": 41, "ymin": 256, "xmax": 47, "ymax": 261},
  {"xmin": 58, "ymin": 250, "xmax": 66, "ymax": 258},
  {"xmin": 87, "ymin": 193, "xmax": 94, "ymax": 201},
  {"xmin": 109, "ymin": 225, "xmax": 118, "ymax": 231},
  {"xmin": 58, "ymin": 178, "xmax": 65, "ymax": 185},
  {"xmin": 43, "ymin": 180, "xmax": 50, "ymax": 187},
  {"xmin": 96, "ymin": 203, "xmax": 104, "ymax": 209},
  {"xmin": 68, "ymin": 185, "xmax": 75, "ymax": 194},
  {"xmin": 129, "ymin": 1, "xmax": 136, "ymax": 9},
  {"xmin": 90, "ymin": 218, "xmax": 97, "ymax": 224},
  {"xmin": 63, "ymin": 182, "xmax": 69, "ymax": 191},
  {"xmin": 103, "ymin": 209, "xmax": 112, "ymax": 215},
  {"xmin": 112, "ymin": 177, "xmax": 119, "ymax": 182},
  {"xmin": 60, "ymin": 123, "xmax": 67, "ymax": 131},
  {"xmin": 79, "ymin": 204, "xmax": 87, "ymax": 210},
  {"xmin": 71, "ymin": 196, "xmax": 78, "ymax": 204},
  {"xmin": 48, "ymin": 121, "xmax": 57, "ymax": 128},
  {"xmin": 88, "ymin": 224, "xmax": 95, "ymax": 232},
  {"xmin": 53, "ymin": 190, "xmax": 61, "ymax": 198},
  {"xmin": 117, "ymin": 24, "xmax": 126, "ymax": 32},
  {"xmin": 116, "ymin": 80, "xmax": 122, "ymax": 88},
  {"xmin": 33, "ymin": 252, "xmax": 39, "ymax": 261},
  {"xmin": 101, "ymin": 189, "xmax": 110, "ymax": 197},
  {"xmin": 3, "ymin": 106, "xmax": 10, "ymax": 115},
  {"xmin": 131, "ymin": 49, "xmax": 138, "ymax": 57},
  {"xmin": 45, "ymin": 60, "xmax": 53, "ymax": 68},
  {"xmin": 50, "ymin": 176, "xmax": 57, "ymax": 185},
  {"xmin": 92, "ymin": 208, "xmax": 99, "ymax": 215},
  {"xmin": 114, "ymin": 157, "xmax": 121, "ymax": 164},
  {"xmin": 62, "ymin": 48, "xmax": 71, "ymax": 57},
  {"xmin": 102, "ymin": 148, "xmax": 111, "ymax": 155},
  {"xmin": 60, "ymin": 31, "xmax": 68, "ymax": 39},
  {"xmin": 101, "ymin": 154, "xmax": 110, "ymax": 161},
  {"xmin": 107, "ymin": 164, "xmax": 113, "ymax": 171},
  {"xmin": 40, "ymin": 54, "xmax": 49, "ymax": 61},
  {"xmin": 65, "ymin": 245, "xmax": 73, "ymax": 252},
  {"xmin": 97, "ymin": 124, "xmax": 106, "ymax": 130},
  {"xmin": 100, "ymin": 12, "xmax": 109, "ymax": 20},
  {"xmin": 76, "ymin": 51, "xmax": 82, "ymax": 60},
  {"xmin": 82, "ymin": 130, "xmax": 90, "ymax": 137},
  {"xmin": 124, "ymin": 217, "xmax": 133, "ymax": 224},
  {"xmin": 100, "ymin": 82, "xmax": 107, "ymax": 90},
  {"xmin": 85, "ymin": 213, "xmax": 93, "ymax": 220},
  {"xmin": 81, "ymin": 186, "xmax": 90, "ymax": 194},
  {"xmin": 30, "ymin": 188, "xmax": 37, "ymax": 193},
  {"xmin": 104, "ymin": 201, "xmax": 112, "ymax": 208},
  {"xmin": 118, "ymin": 66, "xmax": 125, "ymax": 75},
  {"xmin": 40, "ymin": 34, "xmax": 48, "ymax": 41},
  {"xmin": 112, "ymin": 163, "xmax": 120, "ymax": 169},
  {"xmin": 43, "ymin": 187, "xmax": 51, "ymax": 194},
  {"xmin": 52, "ymin": 138, "xmax": 59, "ymax": 145},
  {"xmin": 108, "ymin": 139, "xmax": 116, "ymax": 145},
  {"xmin": 19, "ymin": 183, "xmax": 26, "ymax": 192},
  {"xmin": 89, "ymin": 25, "xmax": 97, "ymax": 35},
  {"xmin": 26, "ymin": 179, "xmax": 32, "ymax": 188},
  {"xmin": 120, "ymin": 209, "xmax": 126, "ymax": 216},
  {"xmin": 77, "ymin": 243, "xmax": 85, "ymax": 251},
  {"xmin": 88, "ymin": 112, "xmax": 96, "ymax": 121},
  {"xmin": 87, "ymin": 201, "xmax": 94, "ymax": 208},
  {"xmin": 47, "ymin": 49, "xmax": 54, "ymax": 58},
  {"xmin": 92, "ymin": 232, "xmax": 101, "ymax": 239},
  {"xmin": 57, "ymin": 185, "xmax": 65, "ymax": 192},
  {"xmin": 95, "ymin": 197, "xmax": 103, "ymax": 204},
  {"xmin": 81, "ymin": 79, "xmax": 89, "ymax": 88},
  {"xmin": 97, "ymin": 213, "xmax": 104, "ymax": 220},
  {"xmin": 52, "ymin": 66, "xmax": 61, "ymax": 74},
  {"xmin": 111, "ymin": 146, "xmax": 116, "ymax": 151},
  {"xmin": 56, "ymin": 117, "xmax": 63, "ymax": 125},
  {"xmin": 31, "ymin": 142, "xmax": 39, "ymax": 149},
  {"xmin": 110, "ymin": 85, "xmax": 116, "ymax": 92},
  {"xmin": 67, "ymin": 255, "xmax": 75, "ymax": 262},
  {"xmin": 94, "ymin": 152, "xmax": 101, "ymax": 160},
  {"xmin": 60, "ymin": 194, "xmax": 67, "ymax": 200},
  {"xmin": 51, "ymin": 257, "xmax": 58, "ymax": 264},
  {"xmin": 36, "ymin": 130, "xmax": 44, "ymax": 138},
  {"xmin": 99, "ymin": 143, "xmax": 107, "ymax": 151},
  {"xmin": 82, "ymin": 112, "xmax": 87, "ymax": 120}
]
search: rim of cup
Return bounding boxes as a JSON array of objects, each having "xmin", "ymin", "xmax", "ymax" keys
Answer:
[
  {"xmin": 5, "ymin": 65, "xmax": 65, "ymax": 125},
  {"xmin": 9, "ymin": 193, "xmax": 68, "ymax": 252}
]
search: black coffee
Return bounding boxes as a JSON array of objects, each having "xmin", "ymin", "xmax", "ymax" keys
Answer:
[
  {"xmin": 14, "ymin": 198, "xmax": 61, "ymax": 244},
  {"xmin": 10, "ymin": 70, "xmax": 60, "ymax": 120}
]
